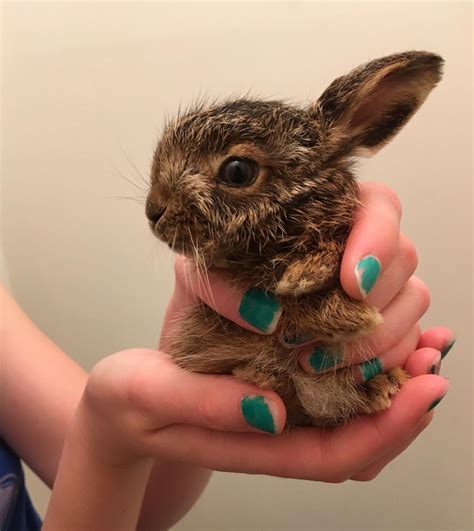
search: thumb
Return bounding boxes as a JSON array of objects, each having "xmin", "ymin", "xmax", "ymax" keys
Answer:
[{"xmin": 112, "ymin": 350, "xmax": 287, "ymax": 435}]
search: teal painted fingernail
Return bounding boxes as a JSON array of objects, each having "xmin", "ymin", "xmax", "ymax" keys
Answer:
[
  {"xmin": 238, "ymin": 289, "xmax": 281, "ymax": 333},
  {"xmin": 282, "ymin": 333, "xmax": 314, "ymax": 347},
  {"xmin": 441, "ymin": 339, "xmax": 455, "ymax": 359},
  {"xmin": 240, "ymin": 395, "xmax": 276, "ymax": 434},
  {"xmin": 428, "ymin": 395, "xmax": 446, "ymax": 411},
  {"xmin": 309, "ymin": 347, "xmax": 341, "ymax": 372},
  {"xmin": 355, "ymin": 255, "xmax": 381, "ymax": 297},
  {"xmin": 358, "ymin": 358, "xmax": 383, "ymax": 382}
]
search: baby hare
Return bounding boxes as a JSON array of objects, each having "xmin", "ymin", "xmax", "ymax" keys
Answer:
[{"xmin": 146, "ymin": 51, "xmax": 443, "ymax": 427}]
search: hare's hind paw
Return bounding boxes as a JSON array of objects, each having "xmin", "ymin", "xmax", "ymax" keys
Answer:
[{"xmin": 363, "ymin": 367, "xmax": 410, "ymax": 413}]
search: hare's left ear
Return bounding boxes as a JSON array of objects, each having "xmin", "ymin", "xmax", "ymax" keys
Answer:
[{"xmin": 308, "ymin": 51, "xmax": 444, "ymax": 160}]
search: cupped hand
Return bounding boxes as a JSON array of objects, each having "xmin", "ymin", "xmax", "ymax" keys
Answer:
[
  {"xmin": 83, "ymin": 331, "xmax": 448, "ymax": 482},
  {"xmin": 77, "ymin": 180, "xmax": 453, "ymax": 482},
  {"xmin": 114, "ymin": 179, "xmax": 452, "ymax": 481}
]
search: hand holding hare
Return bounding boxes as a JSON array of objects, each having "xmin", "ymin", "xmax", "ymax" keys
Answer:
[{"xmin": 146, "ymin": 51, "xmax": 444, "ymax": 426}]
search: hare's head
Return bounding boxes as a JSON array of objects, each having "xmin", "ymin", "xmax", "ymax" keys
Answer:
[{"xmin": 146, "ymin": 51, "xmax": 443, "ymax": 265}]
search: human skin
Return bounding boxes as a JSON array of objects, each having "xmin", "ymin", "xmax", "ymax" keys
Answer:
[{"xmin": 0, "ymin": 182, "xmax": 452, "ymax": 531}]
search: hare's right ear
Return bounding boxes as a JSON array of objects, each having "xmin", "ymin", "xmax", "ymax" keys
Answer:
[{"xmin": 308, "ymin": 51, "xmax": 444, "ymax": 160}]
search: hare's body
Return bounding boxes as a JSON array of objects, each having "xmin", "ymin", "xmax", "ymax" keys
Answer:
[
  {"xmin": 171, "ymin": 295, "xmax": 407, "ymax": 427},
  {"xmin": 147, "ymin": 51, "xmax": 443, "ymax": 427}
]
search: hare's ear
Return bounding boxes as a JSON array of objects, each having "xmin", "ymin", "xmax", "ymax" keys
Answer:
[{"xmin": 308, "ymin": 51, "xmax": 444, "ymax": 159}]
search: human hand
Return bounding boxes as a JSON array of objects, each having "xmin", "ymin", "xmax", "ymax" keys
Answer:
[
  {"xmin": 136, "ymin": 179, "xmax": 452, "ymax": 481},
  {"xmin": 41, "ymin": 182, "xmax": 453, "ymax": 531},
  {"xmin": 78, "ymin": 331, "xmax": 448, "ymax": 484},
  {"xmin": 163, "ymin": 182, "xmax": 455, "ymax": 383}
]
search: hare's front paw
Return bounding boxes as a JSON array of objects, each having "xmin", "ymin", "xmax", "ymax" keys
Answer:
[
  {"xmin": 362, "ymin": 367, "xmax": 410, "ymax": 413},
  {"xmin": 281, "ymin": 287, "xmax": 382, "ymax": 345},
  {"xmin": 291, "ymin": 366, "xmax": 410, "ymax": 427}
]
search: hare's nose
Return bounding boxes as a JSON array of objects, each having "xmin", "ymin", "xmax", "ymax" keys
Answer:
[{"xmin": 146, "ymin": 205, "xmax": 167, "ymax": 225}]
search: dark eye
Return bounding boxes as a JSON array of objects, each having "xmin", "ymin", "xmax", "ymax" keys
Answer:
[{"xmin": 217, "ymin": 157, "xmax": 259, "ymax": 187}]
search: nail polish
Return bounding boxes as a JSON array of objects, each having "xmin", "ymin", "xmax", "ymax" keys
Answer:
[
  {"xmin": 441, "ymin": 339, "xmax": 455, "ymax": 360},
  {"xmin": 428, "ymin": 395, "xmax": 446, "ymax": 411},
  {"xmin": 240, "ymin": 395, "xmax": 276, "ymax": 434},
  {"xmin": 309, "ymin": 347, "xmax": 341, "ymax": 372},
  {"xmin": 355, "ymin": 255, "xmax": 381, "ymax": 297},
  {"xmin": 238, "ymin": 289, "xmax": 281, "ymax": 333},
  {"xmin": 282, "ymin": 333, "xmax": 314, "ymax": 347},
  {"xmin": 358, "ymin": 358, "xmax": 383, "ymax": 382}
]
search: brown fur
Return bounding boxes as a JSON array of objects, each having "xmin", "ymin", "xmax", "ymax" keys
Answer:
[{"xmin": 146, "ymin": 51, "xmax": 443, "ymax": 427}]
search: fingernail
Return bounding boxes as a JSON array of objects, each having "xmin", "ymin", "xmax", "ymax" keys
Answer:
[
  {"xmin": 358, "ymin": 358, "xmax": 383, "ymax": 382},
  {"xmin": 428, "ymin": 394, "xmax": 446, "ymax": 411},
  {"xmin": 309, "ymin": 347, "xmax": 342, "ymax": 372},
  {"xmin": 282, "ymin": 333, "xmax": 314, "ymax": 348},
  {"xmin": 441, "ymin": 339, "xmax": 455, "ymax": 360},
  {"xmin": 240, "ymin": 395, "xmax": 276, "ymax": 434},
  {"xmin": 355, "ymin": 255, "xmax": 381, "ymax": 297},
  {"xmin": 428, "ymin": 351, "xmax": 442, "ymax": 375},
  {"xmin": 238, "ymin": 289, "xmax": 281, "ymax": 333}
]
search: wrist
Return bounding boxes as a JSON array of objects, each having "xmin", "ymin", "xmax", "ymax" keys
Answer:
[
  {"xmin": 43, "ymin": 397, "xmax": 153, "ymax": 530},
  {"xmin": 76, "ymin": 386, "xmax": 151, "ymax": 468}
]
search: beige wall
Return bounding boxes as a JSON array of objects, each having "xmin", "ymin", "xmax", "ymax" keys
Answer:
[{"xmin": 1, "ymin": 2, "xmax": 472, "ymax": 530}]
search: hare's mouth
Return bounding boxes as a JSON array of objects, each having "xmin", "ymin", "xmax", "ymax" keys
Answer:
[{"xmin": 151, "ymin": 220, "xmax": 197, "ymax": 256}]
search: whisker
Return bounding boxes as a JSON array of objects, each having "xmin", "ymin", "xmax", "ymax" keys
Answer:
[
  {"xmin": 118, "ymin": 142, "xmax": 151, "ymax": 189},
  {"xmin": 108, "ymin": 195, "xmax": 146, "ymax": 206},
  {"xmin": 112, "ymin": 163, "xmax": 149, "ymax": 193}
]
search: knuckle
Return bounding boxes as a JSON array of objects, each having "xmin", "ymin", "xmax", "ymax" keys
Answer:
[
  {"xmin": 414, "ymin": 323, "xmax": 422, "ymax": 341},
  {"xmin": 326, "ymin": 471, "xmax": 350, "ymax": 484},
  {"xmin": 122, "ymin": 370, "xmax": 155, "ymax": 415},
  {"xmin": 320, "ymin": 460, "xmax": 352, "ymax": 484},
  {"xmin": 196, "ymin": 394, "xmax": 219, "ymax": 429},
  {"xmin": 400, "ymin": 236, "xmax": 419, "ymax": 274},
  {"xmin": 317, "ymin": 434, "xmax": 352, "ymax": 483},
  {"xmin": 410, "ymin": 276, "xmax": 431, "ymax": 313},
  {"xmin": 352, "ymin": 469, "xmax": 381, "ymax": 482},
  {"xmin": 367, "ymin": 182, "xmax": 403, "ymax": 217}
]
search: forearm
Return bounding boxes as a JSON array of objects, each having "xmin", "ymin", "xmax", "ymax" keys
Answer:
[
  {"xmin": 43, "ymin": 400, "xmax": 154, "ymax": 531},
  {"xmin": 0, "ymin": 283, "xmax": 210, "ymax": 526},
  {"xmin": 0, "ymin": 283, "xmax": 88, "ymax": 483},
  {"xmin": 138, "ymin": 462, "xmax": 212, "ymax": 531}
]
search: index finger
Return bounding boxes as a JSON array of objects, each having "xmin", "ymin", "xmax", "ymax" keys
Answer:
[
  {"xmin": 340, "ymin": 182, "xmax": 402, "ymax": 300},
  {"xmin": 172, "ymin": 255, "xmax": 282, "ymax": 335}
]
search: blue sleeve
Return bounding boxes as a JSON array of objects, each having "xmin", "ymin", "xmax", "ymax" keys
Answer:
[{"xmin": 0, "ymin": 440, "xmax": 42, "ymax": 531}]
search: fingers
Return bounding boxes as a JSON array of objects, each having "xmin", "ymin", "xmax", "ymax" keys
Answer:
[
  {"xmin": 298, "ymin": 276, "xmax": 430, "ymax": 373},
  {"xmin": 404, "ymin": 347, "xmax": 442, "ymax": 376},
  {"xmin": 417, "ymin": 327, "xmax": 456, "ymax": 360},
  {"xmin": 366, "ymin": 234, "xmax": 418, "ymax": 310},
  {"xmin": 352, "ymin": 274, "xmax": 430, "ymax": 358},
  {"xmin": 147, "ymin": 357, "xmax": 286, "ymax": 435},
  {"xmin": 148, "ymin": 375, "xmax": 448, "ymax": 481},
  {"xmin": 169, "ymin": 183, "xmax": 414, "ymax": 342},
  {"xmin": 314, "ymin": 375, "xmax": 448, "ymax": 482},
  {"xmin": 173, "ymin": 255, "xmax": 282, "ymax": 335},
  {"xmin": 353, "ymin": 326, "xmax": 421, "ymax": 383},
  {"xmin": 93, "ymin": 350, "xmax": 287, "ymax": 436},
  {"xmin": 297, "ymin": 325, "xmax": 418, "ymax": 383},
  {"xmin": 351, "ymin": 412, "xmax": 433, "ymax": 481},
  {"xmin": 340, "ymin": 182, "xmax": 402, "ymax": 300},
  {"xmin": 403, "ymin": 326, "xmax": 455, "ymax": 376}
]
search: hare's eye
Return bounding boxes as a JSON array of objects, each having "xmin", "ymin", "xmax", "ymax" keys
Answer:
[{"xmin": 217, "ymin": 157, "xmax": 259, "ymax": 187}]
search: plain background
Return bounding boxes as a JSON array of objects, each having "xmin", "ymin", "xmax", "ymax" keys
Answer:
[{"xmin": 1, "ymin": 2, "xmax": 472, "ymax": 530}]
